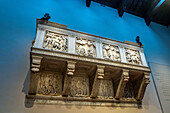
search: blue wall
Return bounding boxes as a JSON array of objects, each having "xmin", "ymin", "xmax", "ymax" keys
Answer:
[{"xmin": 0, "ymin": 0, "xmax": 169, "ymax": 112}]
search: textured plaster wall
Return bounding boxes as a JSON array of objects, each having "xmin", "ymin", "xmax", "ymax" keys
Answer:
[{"xmin": 0, "ymin": 0, "xmax": 170, "ymax": 113}]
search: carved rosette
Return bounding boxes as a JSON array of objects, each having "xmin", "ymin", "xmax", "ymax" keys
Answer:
[
  {"xmin": 37, "ymin": 72, "xmax": 63, "ymax": 95},
  {"xmin": 102, "ymin": 43, "xmax": 121, "ymax": 61},
  {"xmin": 76, "ymin": 37, "xmax": 96, "ymax": 57},
  {"xmin": 125, "ymin": 48, "xmax": 142, "ymax": 65},
  {"xmin": 43, "ymin": 31, "xmax": 68, "ymax": 51}
]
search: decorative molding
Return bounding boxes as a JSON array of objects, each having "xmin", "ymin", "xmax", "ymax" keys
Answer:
[
  {"xmin": 76, "ymin": 37, "xmax": 96, "ymax": 57},
  {"xmin": 102, "ymin": 43, "xmax": 121, "ymax": 61},
  {"xmin": 125, "ymin": 48, "xmax": 142, "ymax": 65}
]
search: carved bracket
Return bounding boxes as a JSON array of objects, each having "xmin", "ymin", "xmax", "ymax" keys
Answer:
[
  {"xmin": 66, "ymin": 61, "xmax": 76, "ymax": 76},
  {"xmin": 31, "ymin": 56, "xmax": 43, "ymax": 72},
  {"xmin": 115, "ymin": 69, "xmax": 129, "ymax": 99},
  {"xmin": 62, "ymin": 61, "xmax": 76, "ymax": 96},
  {"xmin": 90, "ymin": 65, "xmax": 105, "ymax": 98},
  {"xmin": 136, "ymin": 72, "xmax": 150, "ymax": 100},
  {"xmin": 29, "ymin": 55, "xmax": 43, "ymax": 94}
]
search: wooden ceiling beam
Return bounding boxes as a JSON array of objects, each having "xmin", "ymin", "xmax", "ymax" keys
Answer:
[
  {"xmin": 144, "ymin": 0, "xmax": 165, "ymax": 26},
  {"xmin": 118, "ymin": 0, "xmax": 135, "ymax": 17},
  {"xmin": 86, "ymin": 0, "xmax": 92, "ymax": 7},
  {"xmin": 117, "ymin": 0, "xmax": 127, "ymax": 17}
]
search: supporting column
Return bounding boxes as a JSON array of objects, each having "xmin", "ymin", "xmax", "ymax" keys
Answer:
[
  {"xmin": 115, "ymin": 69, "xmax": 129, "ymax": 99},
  {"xmin": 90, "ymin": 65, "xmax": 105, "ymax": 98},
  {"xmin": 62, "ymin": 61, "xmax": 76, "ymax": 96},
  {"xmin": 136, "ymin": 72, "xmax": 150, "ymax": 100},
  {"xmin": 28, "ymin": 55, "xmax": 43, "ymax": 95}
]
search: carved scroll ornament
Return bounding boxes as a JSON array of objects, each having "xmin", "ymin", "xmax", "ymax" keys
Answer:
[
  {"xmin": 43, "ymin": 31, "xmax": 68, "ymax": 51},
  {"xmin": 102, "ymin": 44, "xmax": 121, "ymax": 61},
  {"xmin": 76, "ymin": 37, "xmax": 96, "ymax": 57},
  {"xmin": 125, "ymin": 48, "xmax": 142, "ymax": 65}
]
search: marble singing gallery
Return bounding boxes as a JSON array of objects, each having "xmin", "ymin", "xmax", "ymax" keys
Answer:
[
  {"xmin": 1, "ymin": 0, "xmax": 170, "ymax": 113},
  {"xmin": 27, "ymin": 19, "xmax": 150, "ymax": 107}
]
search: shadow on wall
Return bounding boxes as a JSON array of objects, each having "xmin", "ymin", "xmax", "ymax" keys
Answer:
[{"xmin": 22, "ymin": 69, "xmax": 35, "ymax": 108}]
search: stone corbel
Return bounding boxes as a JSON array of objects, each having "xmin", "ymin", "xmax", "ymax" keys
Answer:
[
  {"xmin": 136, "ymin": 72, "xmax": 150, "ymax": 100},
  {"xmin": 31, "ymin": 56, "xmax": 43, "ymax": 72},
  {"xmin": 28, "ymin": 55, "xmax": 43, "ymax": 95},
  {"xmin": 62, "ymin": 61, "xmax": 76, "ymax": 96},
  {"xmin": 115, "ymin": 69, "xmax": 129, "ymax": 99},
  {"xmin": 90, "ymin": 65, "xmax": 105, "ymax": 98}
]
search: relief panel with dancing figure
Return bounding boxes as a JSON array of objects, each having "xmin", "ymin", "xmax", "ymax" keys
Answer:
[
  {"xmin": 70, "ymin": 77, "xmax": 89, "ymax": 97},
  {"xmin": 125, "ymin": 48, "xmax": 142, "ymax": 65},
  {"xmin": 37, "ymin": 71, "xmax": 63, "ymax": 95},
  {"xmin": 43, "ymin": 31, "xmax": 68, "ymax": 52},
  {"xmin": 102, "ymin": 43, "xmax": 121, "ymax": 61},
  {"xmin": 76, "ymin": 37, "xmax": 96, "ymax": 57}
]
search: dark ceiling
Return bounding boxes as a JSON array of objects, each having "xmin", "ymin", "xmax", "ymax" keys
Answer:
[{"xmin": 86, "ymin": 0, "xmax": 170, "ymax": 27}]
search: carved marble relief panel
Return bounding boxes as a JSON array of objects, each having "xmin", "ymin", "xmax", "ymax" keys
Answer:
[
  {"xmin": 37, "ymin": 71, "xmax": 63, "ymax": 95},
  {"xmin": 98, "ymin": 80, "xmax": 114, "ymax": 98},
  {"xmin": 43, "ymin": 31, "xmax": 68, "ymax": 51},
  {"xmin": 70, "ymin": 77, "xmax": 89, "ymax": 97},
  {"xmin": 76, "ymin": 37, "xmax": 96, "ymax": 57},
  {"xmin": 123, "ymin": 82, "xmax": 135, "ymax": 98},
  {"xmin": 125, "ymin": 48, "xmax": 142, "ymax": 65},
  {"xmin": 102, "ymin": 43, "xmax": 121, "ymax": 61}
]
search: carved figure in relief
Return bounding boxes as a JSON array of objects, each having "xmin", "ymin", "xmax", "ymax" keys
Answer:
[
  {"xmin": 102, "ymin": 44, "xmax": 121, "ymax": 61},
  {"xmin": 98, "ymin": 80, "xmax": 114, "ymax": 98},
  {"xmin": 43, "ymin": 31, "xmax": 68, "ymax": 51},
  {"xmin": 125, "ymin": 48, "xmax": 142, "ymax": 65},
  {"xmin": 76, "ymin": 37, "xmax": 96, "ymax": 57},
  {"xmin": 123, "ymin": 82, "xmax": 135, "ymax": 98},
  {"xmin": 38, "ymin": 72, "xmax": 62, "ymax": 95},
  {"xmin": 71, "ymin": 77, "xmax": 89, "ymax": 96}
]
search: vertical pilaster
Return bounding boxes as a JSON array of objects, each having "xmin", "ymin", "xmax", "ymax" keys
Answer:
[
  {"xmin": 119, "ymin": 46, "xmax": 127, "ymax": 63},
  {"xmin": 33, "ymin": 27, "xmax": 46, "ymax": 48},
  {"xmin": 96, "ymin": 41, "xmax": 103, "ymax": 59},
  {"xmin": 68, "ymin": 35, "xmax": 76, "ymax": 54},
  {"xmin": 139, "ymin": 48, "xmax": 148, "ymax": 66}
]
